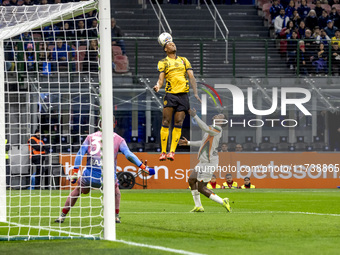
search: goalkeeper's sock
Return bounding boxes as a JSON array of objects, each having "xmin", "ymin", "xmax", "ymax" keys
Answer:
[
  {"xmin": 160, "ymin": 125, "xmax": 170, "ymax": 153},
  {"xmin": 115, "ymin": 184, "xmax": 121, "ymax": 213},
  {"xmin": 191, "ymin": 190, "xmax": 202, "ymax": 208},
  {"xmin": 62, "ymin": 188, "xmax": 81, "ymax": 215},
  {"xmin": 170, "ymin": 125, "xmax": 182, "ymax": 153},
  {"xmin": 209, "ymin": 193, "xmax": 223, "ymax": 205}
]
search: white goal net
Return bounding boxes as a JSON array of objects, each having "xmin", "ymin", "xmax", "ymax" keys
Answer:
[{"xmin": 0, "ymin": 0, "xmax": 109, "ymax": 240}]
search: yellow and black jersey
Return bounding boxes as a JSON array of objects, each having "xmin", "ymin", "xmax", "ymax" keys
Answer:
[{"xmin": 157, "ymin": 56, "xmax": 192, "ymax": 94}]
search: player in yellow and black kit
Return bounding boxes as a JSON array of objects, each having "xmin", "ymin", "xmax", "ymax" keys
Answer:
[{"xmin": 153, "ymin": 41, "xmax": 201, "ymax": 161}]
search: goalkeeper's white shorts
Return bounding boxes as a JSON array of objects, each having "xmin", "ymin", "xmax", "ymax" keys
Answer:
[{"xmin": 195, "ymin": 162, "xmax": 218, "ymax": 183}]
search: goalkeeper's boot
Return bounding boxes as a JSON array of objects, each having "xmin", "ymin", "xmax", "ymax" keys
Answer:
[
  {"xmin": 166, "ymin": 152, "xmax": 175, "ymax": 161},
  {"xmin": 55, "ymin": 213, "xmax": 66, "ymax": 223},
  {"xmin": 159, "ymin": 152, "xmax": 167, "ymax": 161},
  {"xmin": 222, "ymin": 198, "xmax": 231, "ymax": 212},
  {"xmin": 116, "ymin": 214, "xmax": 121, "ymax": 224},
  {"xmin": 190, "ymin": 206, "xmax": 204, "ymax": 213}
]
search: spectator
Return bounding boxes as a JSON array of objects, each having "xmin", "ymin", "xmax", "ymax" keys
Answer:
[
  {"xmin": 111, "ymin": 18, "xmax": 126, "ymax": 55},
  {"xmin": 52, "ymin": 38, "xmax": 75, "ymax": 72},
  {"xmin": 332, "ymin": 29, "xmax": 340, "ymax": 46},
  {"xmin": 292, "ymin": 10, "xmax": 302, "ymax": 27},
  {"xmin": 83, "ymin": 39, "xmax": 98, "ymax": 72},
  {"xmin": 38, "ymin": 42, "xmax": 51, "ymax": 72},
  {"xmin": 85, "ymin": 10, "xmax": 97, "ymax": 28},
  {"xmin": 222, "ymin": 173, "xmax": 238, "ymax": 189},
  {"xmin": 329, "ymin": 0, "xmax": 340, "ymax": 6},
  {"xmin": 54, "ymin": 0, "xmax": 61, "ymax": 3},
  {"xmin": 329, "ymin": 7, "xmax": 340, "ymax": 28},
  {"xmin": 9, "ymin": 0, "xmax": 17, "ymax": 5},
  {"xmin": 305, "ymin": 10, "xmax": 318, "ymax": 31},
  {"xmin": 297, "ymin": 0, "xmax": 311, "ymax": 20},
  {"xmin": 304, "ymin": 29, "xmax": 317, "ymax": 73},
  {"xmin": 43, "ymin": 23, "xmax": 60, "ymax": 41},
  {"xmin": 25, "ymin": 43, "xmax": 35, "ymax": 71},
  {"xmin": 62, "ymin": 22, "xmax": 75, "ymax": 39},
  {"xmin": 285, "ymin": 0, "xmax": 296, "ymax": 19},
  {"xmin": 298, "ymin": 20, "xmax": 306, "ymax": 38},
  {"xmin": 316, "ymin": 28, "xmax": 331, "ymax": 45},
  {"xmin": 318, "ymin": 10, "xmax": 330, "ymax": 29},
  {"xmin": 241, "ymin": 177, "xmax": 256, "ymax": 189},
  {"xmin": 76, "ymin": 20, "xmax": 88, "ymax": 45},
  {"xmin": 235, "ymin": 144, "xmax": 243, "ymax": 152},
  {"xmin": 331, "ymin": 42, "xmax": 340, "ymax": 75},
  {"xmin": 279, "ymin": 20, "xmax": 296, "ymax": 56},
  {"xmin": 312, "ymin": 43, "xmax": 328, "ymax": 75},
  {"xmin": 88, "ymin": 19, "xmax": 98, "ymax": 38},
  {"xmin": 297, "ymin": 40, "xmax": 308, "ymax": 75},
  {"xmin": 20, "ymin": 31, "xmax": 33, "ymax": 50},
  {"xmin": 314, "ymin": 1, "xmax": 324, "ymax": 18},
  {"xmin": 287, "ymin": 30, "xmax": 299, "ymax": 69},
  {"xmin": 220, "ymin": 142, "xmax": 228, "ymax": 152},
  {"xmin": 23, "ymin": 0, "xmax": 33, "ymax": 5},
  {"xmin": 274, "ymin": 9, "xmax": 290, "ymax": 35},
  {"xmin": 40, "ymin": 0, "xmax": 47, "ymax": 4},
  {"xmin": 270, "ymin": 0, "xmax": 283, "ymax": 22},
  {"xmin": 280, "ymin": 0, "xmax": 290, "ymax": 10},
  {"xmin": 28, "ymin": 129, "xmax": 48, "ymax": 190},
  {"xmin": 313, "ymin": 26, "xmax": 321, "ymax": 38},
  {"xmin": 207, "ymin": 175, "xmax": 221, "ymax": 189},
  {"xmin": 325, "ymin": 20, "xmax": 338, "ymax": 38},
  {"xmin": 4, "ymin": 40, "xmax": 15, "ymax": 71}
]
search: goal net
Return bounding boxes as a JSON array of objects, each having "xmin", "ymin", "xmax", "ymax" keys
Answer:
[{"xmin": 0, "ymin": 0, "xmax": 107, "ymax": 240}]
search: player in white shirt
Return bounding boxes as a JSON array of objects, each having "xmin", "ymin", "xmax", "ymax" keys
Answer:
[{"xmin": 179, "ymin": 108, "xmax": 231, "ymax": 213}]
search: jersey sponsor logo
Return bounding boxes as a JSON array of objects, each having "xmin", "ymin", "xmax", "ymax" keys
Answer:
[{"xmin": 92, "ymin": 159, "xmax": 102, "ymax": 166}]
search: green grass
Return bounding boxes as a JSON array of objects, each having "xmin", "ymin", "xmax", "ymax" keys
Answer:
[{"xmin": 1, "ymin": 189, "xmax": 340, "ymax": 255}]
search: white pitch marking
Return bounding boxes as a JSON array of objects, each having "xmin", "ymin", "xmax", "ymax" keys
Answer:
[{"xmin": 116, "ymin": 239, "xmax": 206, "ymax": 255}]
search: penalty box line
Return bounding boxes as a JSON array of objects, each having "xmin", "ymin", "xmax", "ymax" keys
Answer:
[{"xmin": 116, "ymin": 239, "xmax": 206, "ymax": 255}]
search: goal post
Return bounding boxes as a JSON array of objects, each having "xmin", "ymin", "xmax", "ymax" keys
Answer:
[{"xmin": 0, "ymin": 0, "xmax": 115, "ymax": 241}]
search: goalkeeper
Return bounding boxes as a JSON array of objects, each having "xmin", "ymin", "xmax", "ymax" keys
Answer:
[
  {"xmin": 55, "ymin": 117, "xmax": 154, "ymax": 224},
  {"xmin": 179, "ymin": 108, "xmax": 231, "ymax": 213}
]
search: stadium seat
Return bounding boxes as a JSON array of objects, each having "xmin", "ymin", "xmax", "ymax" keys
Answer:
[
  {"xmin": 114, "ymin": 55, "xmax": 129, "ymax": 73},
  {"xmin": 295, "ymin": 142, "xmax": 308, "ymax": 151},
  {"xmin": 321, "ymin": 4, "xmax": 331, "ymax": 14},
  {"xmin": 259, "ymin": 142, "xmax": 275, "ymax": 151},
  {"xmin": 307, "ymin": 3, "xmax": 315, "ymax": 9},
  {"xmin": 242, "ymin": 142, "xmax": 257, "ymax": 151},
  {"xmin": 277, "ymin": 142, "xmax": 290, "ymax": 151}
]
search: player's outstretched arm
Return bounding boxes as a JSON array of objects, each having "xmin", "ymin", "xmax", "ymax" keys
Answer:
[
  {"xmin": 190, "ymin": 108, "xmax": 221, "ymax": 136},
  {"xmin": 153, "ymin": 72, "xmax": 165, "ymax": 92},
  {"xmin": 71, "ymin": 142, "xmax": 89, "ymax": 184},
  {"xmin": 179, "ymin": 137, "xmax": 201, "ymax": 147},
  {"xmin": 119, "ymin": 141, "xmax": 155, "ymax": 175},
  {"xmin": 187, "ymin": 70, "xmax": 201, "ymax": 103}
]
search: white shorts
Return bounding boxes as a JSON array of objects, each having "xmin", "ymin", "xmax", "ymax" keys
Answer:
[{"xmin": 195, "ymin": 162, "xmax": 218, "ymax": 183}]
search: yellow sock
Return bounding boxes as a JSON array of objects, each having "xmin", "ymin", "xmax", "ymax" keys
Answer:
[
  {"xmin": 160, "ymin": 126, "xmax": 169, "ymax": 153},
  {"xmin": 170, "ymin": 126, "xmax": 182, "ymax": 153}
]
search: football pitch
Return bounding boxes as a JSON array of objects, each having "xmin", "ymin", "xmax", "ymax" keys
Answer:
[{"xmin": 1, "ymin": 189, "xmax": 340, "ymax": 255}]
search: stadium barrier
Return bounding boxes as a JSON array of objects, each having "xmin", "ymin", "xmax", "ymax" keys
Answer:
[{"xmin": 60, "ymin": 152, "xmax": 340, "ymax": 189}]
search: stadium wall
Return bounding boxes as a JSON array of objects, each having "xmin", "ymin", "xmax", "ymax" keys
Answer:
[{"xmin": 60, "ymin": 152, "xmax": 340, "ymax": 189}]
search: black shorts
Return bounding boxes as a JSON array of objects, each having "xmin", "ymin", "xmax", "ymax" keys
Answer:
[{"xmin": 163, "ymin": 93, "xmax": 190, "ymax": 113}]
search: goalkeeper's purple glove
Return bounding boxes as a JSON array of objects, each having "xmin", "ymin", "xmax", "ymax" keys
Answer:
[{"xmin": 140, "ymin": 163, "xmax": 155, "ymax": 175}]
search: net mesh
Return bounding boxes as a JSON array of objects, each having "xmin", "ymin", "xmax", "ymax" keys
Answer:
[{"xmin": 1, "ymin": 1, "xmax": 103, "ymax": 240}]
